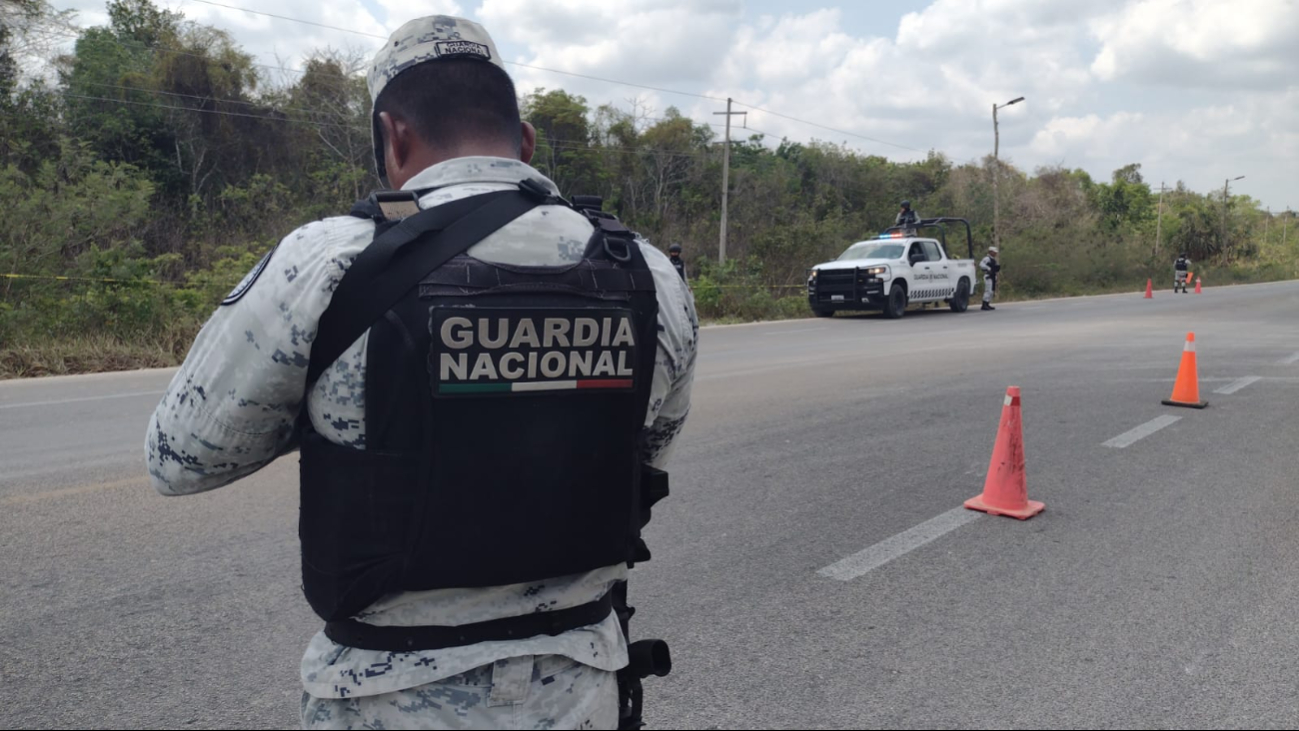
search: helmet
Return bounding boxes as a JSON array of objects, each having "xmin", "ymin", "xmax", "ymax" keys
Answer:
[
  {"xmin": 1180, "ymin": 252, "xmax": 1188, "ymax": 258},
  {"xmin": 989, "ymin": 247, "xmax": 999, "ymax": 254},
  {"xmin": 900, "ymin": 200, "xmax": 911, "ymax": 209},
  {"xmin": 668, "ymin": 243, "xmax": 682, "ymax": 254}
]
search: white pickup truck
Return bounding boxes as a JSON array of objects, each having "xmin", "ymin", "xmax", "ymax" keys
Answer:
[{"xmin": 806, "ymin": 217, "xmax": 978, "ymax": 319}]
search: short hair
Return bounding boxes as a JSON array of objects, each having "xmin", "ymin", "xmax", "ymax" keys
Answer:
[{"xmin": 374, "ymin": 59, "xmax": 522, "ymax": 154}]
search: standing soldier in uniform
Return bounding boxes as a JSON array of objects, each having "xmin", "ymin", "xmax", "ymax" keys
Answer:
[
  {"xmin": 144, "ymin": 15, "xmax": 697, "ymax": 731},
  {"xmin": 980, "ymin": 246, "xmax": 1001, "ymax": 311},
  {"xmin": 895, "ymin": 200, "xmax": 920, "ymax": 230},
  {"xmin": 668, "ymin": 243, "xmax": 686, "ymax": 281},
  {"xmin": 1174, "ymin": 252, "xmax": 1191, "ymax": 293}
]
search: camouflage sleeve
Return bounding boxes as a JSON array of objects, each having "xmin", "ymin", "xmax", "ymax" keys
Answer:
[
  {"xmin": 637, "ymin": 240, "xmax": 699, "ymax": 469},
  {"xmin": 145, "ymin": 217, "xmax": 372, "ymax": 496}
]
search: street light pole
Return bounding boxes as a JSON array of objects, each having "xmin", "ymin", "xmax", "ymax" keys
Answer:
[{"xmin": 992, "ymin": 96, "xmax": 1024, "ymax": 251}]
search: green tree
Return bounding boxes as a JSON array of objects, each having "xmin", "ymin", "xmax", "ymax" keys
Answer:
[{"xmin": 523, "ymin": 88, "xmax": 604, "ymax": 195}]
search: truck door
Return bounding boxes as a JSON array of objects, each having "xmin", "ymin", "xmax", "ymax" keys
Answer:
[
  {"xmin": 907, "ymin": 241, "xmax": 936, "ymax": 300},
  {"xmin": 923, "ymin": 240, "xmax": 953, "ymax": 298}
]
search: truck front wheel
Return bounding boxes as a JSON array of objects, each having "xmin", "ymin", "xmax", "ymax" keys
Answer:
[{"xmin": 884, "ymin": 283, "xmax": 907, "ymax": 319}]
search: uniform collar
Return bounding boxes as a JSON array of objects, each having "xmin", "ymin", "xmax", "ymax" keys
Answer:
[{"xmin": 400, "ymin": 157, "xmax": 560, "ymax": 193}]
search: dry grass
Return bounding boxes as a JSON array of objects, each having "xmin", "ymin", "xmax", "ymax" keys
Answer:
[
  {"xmin": 0, "ymin": 327, "xmax": 198, "ymax": 379},
  {"xmin": 4, "ymin": 267, "xmax": 1293, "ymax": 377}
]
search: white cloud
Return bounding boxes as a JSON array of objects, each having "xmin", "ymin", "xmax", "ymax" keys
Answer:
[
  {"xmin": 1030, "ymin": 90, "xmax": 1298, "ymax": 203},
  {"xmin": 54, "ymin": 0, "xmax": 391, "ymax": 83},
  {"xmin": 1089, "ymin": 0, "xmax": 1299, "ymax": 88},
  {"xmin": 38, "ymin": 0, "xmax": 1299, "ymax": 207},
  {"xmin": 378, "ymin": 0, "xmax": 465, "ymax": 26},
  {"xmin": 479, "ymin": 0, "xmax": 741, "ymax": 87},
  {"xmin": 174, "ymin": 0, "xmax": 390, "ymax": 82},
  {"xmin": 699, "ymin": 0, "xmax": 1109, "ymax": 160},
  {"xmin": 1030, "ymin": 111, "xmax": 1148, "ymax": 160}
]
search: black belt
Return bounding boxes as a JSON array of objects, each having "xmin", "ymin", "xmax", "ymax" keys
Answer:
[{"xmin": 324, "ymin": 593, "xmax": 614, "ymax": 652}]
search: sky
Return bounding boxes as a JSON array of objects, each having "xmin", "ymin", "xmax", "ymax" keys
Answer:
[{"xmin": 53, "ymin": 0, "xmax": 1299, "ymax": 210}]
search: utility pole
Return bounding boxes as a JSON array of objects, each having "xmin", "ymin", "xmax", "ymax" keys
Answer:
[
  {"xmin": 1222, "ymin": 175, "xmax": 1244, "ymax": 254},
  {"xmin": 714, "ymin": 98, "xmax": 746, "ymax": 264},
  {"xmin": 1155, "ymin": 181, "xmax": 1167, "ymax": 257},
  {"xmin": 1284, "ymin": 208, "xmax": 1293, "ymax": 278},
  {"xmin": 992, "ymin": 96, "xmax": 1024, "ymax": 251}
]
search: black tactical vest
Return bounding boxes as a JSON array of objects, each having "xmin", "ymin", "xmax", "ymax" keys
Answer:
[{"xmin": 298, "ymin": 182, "xmax": 666, "ymax": 650}]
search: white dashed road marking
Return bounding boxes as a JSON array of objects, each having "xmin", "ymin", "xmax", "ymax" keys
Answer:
[
  {"xmin": 1214, "ymin": 376, "xmax": 1261, "ymax": 395},
  {"xmin": 1103, "ymin": 415, "xmax": 1182, "ymax": 449},
  {"xmin": 817, "ymin": 508, "xmax": 981, "ymax": 581}
]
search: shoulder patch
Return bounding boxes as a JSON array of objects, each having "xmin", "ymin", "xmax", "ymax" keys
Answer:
[{"xmin": 222, "ymin": 244, "xmax": 279, "ymax": 306}]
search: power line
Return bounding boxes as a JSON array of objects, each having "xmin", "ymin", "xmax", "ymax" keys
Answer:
[
  {"xmin": 68, "ymin": 87, "xmax": 763, "ymax": 157},
  {"xmin": 189, "ymin": 0, "xmax": 924, "ymax": 151},
  {"xmin": 643, "ymin": 115, "xmax": 778, "ymax": 140},
  {"xmin": 188, "ymin": 0, "xmax": 387, "ymax": 39},
  {"xmin": 54, "ymin": 39, "xmax": 761, "ymax": 137},
  {"xmin": 546, "ymin": 141, "xmax": 707, "ymax": 160},
  {"xmin": 56, "ymin": 2, "xmax": 927, "ymax": 153},
  {"xmin": 515, "ymin": 65, "xmax": 725, "ymax": 103},
  {"xmin": 45, "ymin": 46, "xmax": 752, "ymax": 146},
  {"xmin": 60, "ymin": 92, "xmax": 363, "ymax": 130},
  {"xmin": 55, "ymin": 90, "xmax": 729, "ymax": 156},
  {"xmin": 45, "ymin": 30, "xmax": 748, "ymax": 141},
  {"xmin": 732, "ymin": 101, "xmax": 925, "ymax": 153},
  {"xmin": 47, "ymin": 26, "xmax": 349, "ymax": 82},
  {"xmin": 43, "ymin": 92, "xmax": 719, "ymax": 158},
  {"xmin": 185, "ymin": 0, "xmax": 728, "ymax": 102},
  {"xmin": 72, "ymin": 80, "xmax": 366, "ymax": 119}
]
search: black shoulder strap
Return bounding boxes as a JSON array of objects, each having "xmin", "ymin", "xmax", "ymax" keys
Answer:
[
  {"xmin": 307, "ymin": 184, "xmax": 555, "ymax": 388},
  {"xmin": 348, "ymin": 199, "xmax": 381, "ymax": 220}
]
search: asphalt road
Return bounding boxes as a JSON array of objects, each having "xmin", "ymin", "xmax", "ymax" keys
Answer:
[{"xmin": 3, "ymin": 281, "xmax": 1299, "ymax": 729}]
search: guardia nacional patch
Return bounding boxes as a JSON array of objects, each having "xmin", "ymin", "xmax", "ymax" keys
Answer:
[{"xmin": 429, "ymin": 307, "xmax": 639, "ymax": 396}]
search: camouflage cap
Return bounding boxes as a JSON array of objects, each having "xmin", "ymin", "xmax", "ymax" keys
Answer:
[{"xmin": 367, "ymin": 15, "xmax": 506, "ymax": 106}]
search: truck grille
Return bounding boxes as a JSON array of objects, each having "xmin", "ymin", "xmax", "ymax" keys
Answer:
[
  {"xmin": 817, "ymin": 270, "xmax": 858, "ymax": 288},
  {"xmin": 811, "ymin": 269, "xmax": 882, "ymax": 303}
]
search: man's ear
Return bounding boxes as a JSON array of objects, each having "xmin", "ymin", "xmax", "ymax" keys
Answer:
[
  {"xmin": 520, "ymin": 121, "xmax": 537, "ymax": 165},
  {"xmin": 380, "ymin": 111, "xmax": 409, "ymax": 184}
]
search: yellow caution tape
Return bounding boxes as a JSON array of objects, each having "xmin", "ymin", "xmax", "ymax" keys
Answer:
[
  {"xmin": 712, "ymin": 284, "xmax": 805, "ymax": 289},
  {"xmin": 2, "ymin": 273, "xmax": 164, "ymax": 285},
  {"xmin": 4, "ymin": 273, "xmax": 809, "ymax": 290}
]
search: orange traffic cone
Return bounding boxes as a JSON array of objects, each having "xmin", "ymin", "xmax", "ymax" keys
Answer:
[
  {"xmin": 1195, "ymin": 277, "xmax": 1202, "ymax": 294},
  {"xmin": 965, "ymin": 387, "xmax": 1044, "ymax": 520},
  {"xmin": 1162, "ymin": 332, "xmax": 1208, "ymax": 409},
  {"xmin": 1145, "ymin": 279, "xmax": 1153, "ymax": 298}
]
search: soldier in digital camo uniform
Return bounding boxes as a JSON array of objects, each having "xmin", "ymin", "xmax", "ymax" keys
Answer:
[{"xmin": 145, "ymin": 15, "xmax": 697, "ymax": 730}]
